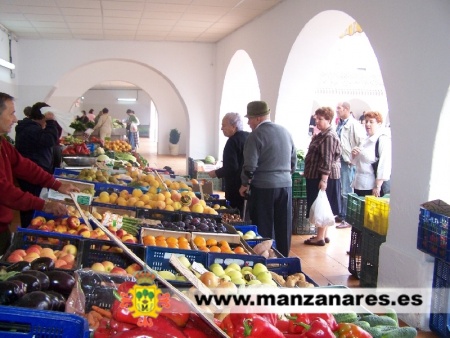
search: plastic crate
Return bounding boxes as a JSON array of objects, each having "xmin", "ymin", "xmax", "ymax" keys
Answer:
[
  {"xmin": 292, "ymin": 171, "xmax": 306, "ymax": 199},
  {"xmin": 346, "ymin": 193, "xmax": 365, "ymax": 231},
  {"xmin": 78, "ymin": 238, "xmax": 146, "ymax": 270},
  {"xmin": 196, "ymin": 172, "xmax": 223, "ymax": 191},
  {"xmin": 430, "ymin": 258, "xmax": 450, "ymax": 337},
  {"xmin": 53, "ymin": 168, "xmax": 82, "ymax": 177},
  {"xmin": 136, "ymin": 207, "xmax": 182, "ymax": 222},
  {"xmin": 0, "ymin": 305, "xmax": 90, "ymax": 338},
  {"xmin": 348, "ymin": 226, "xmax": 362, "ymax": 279},
  {"xmin": 145, "ymin": 246, "xmax": 208, "ymax": 287},
  {"xmin": 359, "ymin": 227, "xmax": 386, "ymax": 287},
  {"xmin": 94, "ymin": 183, "xmax": 134, "ymax": 195},
  {"xmin": 417, "ymin": 200, "xmax": 450, "ymax": 261},
  {"xmin": 292, "ymin": 198, "xmax": 315, "ymax": 235},
  {"xmin": 91, "ymin": 200, "xmax": 136, "ymax": 213},
  {"xmin": 363, "ymin": 196, "xmax": 390, "ymax": 235},
  {"xmin": 207, "ymin": 252, "xmax": 266, "ymax": 269},
  {"xmin": 1, "ymin": 228, "xmax": 83, "ymax": 270},
  {"xmin": 266, "ymin": 257, "xmax": 318, "ymax": 286}
]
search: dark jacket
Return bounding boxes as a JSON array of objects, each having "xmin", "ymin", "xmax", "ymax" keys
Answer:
[
  {"xmin": 215, "ymin": 130, "xmax": 249, "ymax": 209},
  {"xmin": 15, "ymin": 119, "xmax": 59, "ymax": 173}
]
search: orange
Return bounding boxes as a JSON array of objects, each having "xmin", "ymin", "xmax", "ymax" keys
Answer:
[
  {"xmin": 143, "ymin": 235, "xmax": 156, "ymax": 246},
  {"xmin": 198, "ymin": 246, "xmax": 210, "ymax": 252},
  {"xmin": 178, "ymin": 237, "xmax": 188, "ymax": 244},
  {"xmin": 179, "ymin": 242, "xmax": 190, "ymax": 250},
  {"xmin": 218, "ymin": 240, "xmax": 230, "ymax": 248},
  {"xmin": 209, "ymin": 245, "xmax": 221, "ymax": 253},
  {"xmin": 221, "ymin": 247, "xmax": 234, "ymax": 254},
  {"xmin": 166, "ymin": 237, "xmax": 178, "ymax": 245},
  {"xmin": 155, "ymin": 235, "xmax": 166, "ymax": 242},
  {"xmin": 233, "ymin": 246, "xmax": 246, "ymax": 254},
  {"xmin": 206, "ymin": 238, "xmax": 217, "ymax": 247},
  {"xmin": 194, "ymin": 236, "xmax": 206, "ymax": 248},
  {"xmin": 168, "ymin": 242, "xmax": 179, "ymax": 249},
  {"xmin": 156, "ymin": 240, "xmax": 168, "ymax": 248}
]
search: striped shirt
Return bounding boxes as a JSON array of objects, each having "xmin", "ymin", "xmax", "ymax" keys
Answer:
[{"xmin": 304, "ymin": 127, "xmax": 341, "ymax": 179}]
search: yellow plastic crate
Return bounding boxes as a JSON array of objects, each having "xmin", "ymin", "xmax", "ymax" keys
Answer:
[{"xmin": 363, "ymin": 196, "xmax": 390, "ymax": 235}]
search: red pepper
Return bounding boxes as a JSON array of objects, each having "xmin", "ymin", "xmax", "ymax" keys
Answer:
[
  {"xmin": 255, "ymin": 313, "xmax": 278, "ymax": 326},
  {"xmin": 219, "ymin": 314, "xmax": 235, "ymax": 337},
  {"xmin": 275, "ymin": 318, "xmax": 290, "ymax": 333},
  {"xmin": 94, "ymin": 318, "xmax": 115, "ymax": 338},
  {"xmin": 298, "ymin": 317, "xmax": 335, "ymax": 338},
  {"xmin": 159, "ymin": 297, "xmax": 190, "ymax": 327},
  {"xmin": 285, "ymin": 313, "xmax": 338, "ymax": 333},
  {"xmin": 111, "ymin": 299, "xmax": 140, "ymax": 326},
  {"xmin": 109, "ymin": 318, "xmax": 137, "ymax": 332},
  {"xmin": 311, "ymin": 314, "xmax": 338, "ymax": 332},
  {"xmin": 182, "ymin": 327, "xmax": 208, "ymax": 338},
  {"xmin": 334, "ymin": 322, "xmax": 372, "ymax": 338},
  {"xmin": 110, "ymin": 327, "xmax": 179, "ymax": 338},
  {"xmin": 234, "ymin": 316, "xmax": 284, "ymax": 338}
]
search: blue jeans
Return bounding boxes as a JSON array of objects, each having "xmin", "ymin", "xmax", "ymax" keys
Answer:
[{"xmin": 340, "ymin": 161, "xmax": 355, "ymax": 219}]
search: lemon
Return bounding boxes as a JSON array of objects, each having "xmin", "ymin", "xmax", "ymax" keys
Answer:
[
  {"xmin": 132, "ymin": 188, "xmax": 143, "ymax": 198},
  {"xmin": 99, "ymin": 191, "xmax": 110, "ymax": 203}
]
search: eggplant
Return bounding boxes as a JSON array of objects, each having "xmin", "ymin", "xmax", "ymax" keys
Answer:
[
  {"xmin": 13, "ymin": 291, "xmax": 52, "ymax": 310},
  {"xmin": 7, "ymin": 273, "xmax": 41, "ymax": 292},
  {"xmin": 5, "ymin": 261, "xmax": 31, "ymax": 272},
  {"xmin": 7, "ymin": 280, "xmax": 27, "ymax": 297},
  {"xmin": 45, "ymin": 290, "xmax": 66, "ymax": 311},
  {"xmin": 0, "ymin": 281, "xmax": 21, "ymax": 305},
  {"xmin": 30, "ymin": 257, "xmax": 55, "ymax": 272},
  {"xmin": 22, "ymin": 270, "xmax": 50, "ymax": 290},
  {"xmin": 44, "ymin": 270, "xmax": 75, "ymax": 298}
]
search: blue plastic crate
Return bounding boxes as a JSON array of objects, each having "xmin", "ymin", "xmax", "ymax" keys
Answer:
[
  {"xmin": 207, "ymin": 252, "xmax": 266, "ymax": 269},
  {"xmin": 430, "ymin": 258, "xmax": 450, "ymax": 337},
  {"xmin": 266, "ymin": 257, "xmax": 318, "ymax": 286},
  {"xmin": 136, "ymin": 207, "xmax": 181, "ymax": 222},
  {"xmin": 53, "ymin": 168, "xmax": 82, "ymax": 177},
  {"xmin": 145, "ymin": 246, "xmax": 208, "ymax": 287},
  {"xmin": 94, "ymin": 183, "xmax": 134, "ymax": 195},
  {"xmin": 417, "ymin": 200, "xmax": 450, "ymax": 262},
  {"xmin": 0, "ymin": 305, "xmax": 89, "ymax": 338},
  {"xmin": 234, "ymin": 225, "xmax": 259, "ymax": 236},
  {"xmin": 246, "ymin": 238, "xmax": 278, "ymax": 251}
]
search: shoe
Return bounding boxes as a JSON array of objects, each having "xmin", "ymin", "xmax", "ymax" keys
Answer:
[
  {"xmin": 336, "ymin": 222, "xmax": 351, "ymax": 229},
  {"xmin": 335, "ymin": 216, "xmax": 344, "ymax": 223},
  {"xmin": 304, "ymin": 239, "xmax": 326, "ymax": 246},
  {"xmin": 309, "ymin": 236, "xmax": 330, "ymax": 243}
]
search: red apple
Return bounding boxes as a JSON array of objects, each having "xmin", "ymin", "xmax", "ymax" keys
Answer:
[
  {"xmin": 79, "ymin": 230, "xmax": 91, "ymax": 238},
  {"xmin": 26, "ymin": 245, "xmax": 42, "ymax": 255},
  {"xmin": 55, "ymin": 259, "xmax": 67, "ymax": 269},
  {"xmin": 60, "ymin": 253, "xmax": 75, "ymax": 265},
  {"xmin": 110, "ymin": 266, "xmax": 127, "ymax": 275},
  {"xmin": 125, "ymin": 263, "xmax": 142, "ymax": 275},
  {"xmin": 30, "ymin": 216, "xmax": 46, "ymax": 227},
  {"xmin": 23, "ymin": 252, "xmax": 40, "ymax": 262},
  {"xmin": 62, "ymin": 244, "xmax": 77, "ymax": 256},
  {"xmin": 121, "ymin": 234, "xmax": 136, "ymax": 243},
  {"xmin": 67, "ymin": 216, "xmax": 81, "ymax": 230},
  {"xmin": 7, "ymin": 253, "xmax": 24, "ymax": 263},
  {"xmin": 115, "ymin": 229, "xmax": 126, "ymax": 238},
  {"xmin": 38, "ymin": 225, "xmax": 51, "ymax": 232},
  {"xmin": 11, "ymin": 249, "xmax": 26, "ymax": 257},
  {"xmin": 55, "ymin": 224, "xmax": 68, "ymax": 233},
  {"xmin": 190, "ymin": 196, "xmax": 200, "ymax": 206},
  {"xmin": 101, "ymin": 261, "xmax": 115, "ymax": 272}
]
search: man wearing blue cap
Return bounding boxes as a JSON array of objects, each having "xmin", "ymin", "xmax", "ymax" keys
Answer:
[{"xmin": 239, "ymin": 101, "xmax": 297, "ymax": 257}]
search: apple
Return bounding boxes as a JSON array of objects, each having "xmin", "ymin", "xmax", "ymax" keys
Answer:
[
  {"xmin": 176, "ymin": 275, "xmax": 188, "ymax": 282},
  {"xmin": 89, "ymin": 230, "xmax": 99, "ymax": 239},
  {"xmin": 158, "ymin": 270, "xmax": 176, "ymax": 280},
  {"xmin": 252, "ymin": 263, "xmax": 268, "ymax": 277},
  {"xmin": 110, "ymin": 266, "xmax": 128, "ymax": 275},
  {"xmin": 91, "ymin": 262, "xmax": 106, "ymax": 272},
  {"xmin": 171, "ymin": 192, "xmax": 181, "ymax": 202},
  {"xmin": 115, "ymin": 229, "xmax": 126, "ymax": 238},
  {"xmin": 30, "ymin": 216, "xmax": 46, "ymax": 227},
  {"xmin": 190, "ymin": 196, "xmax": 200, "ymax": 206},
  {"xmin": 226, "ymin": 270, "xmax": 242, "ymax": 280},
  {"xmin": 121, "ymin": 234, "xmax": 136, "ymax": 243},
  {"xmin": 55, "ymin": 224, "xmax": 68, "ymax": 233},
  {"xmin": 26, "ymin": 245, "xmax": 42, "ymax": 255},
  {"xmin": 241, "ymin": 266, "xmax": 253, "ymax": 274},
  {"xmin": 79, "ymin": 230, "xmax": 91, "ymax": 238},
  {"xmin": 102, "ymin": 261, "xmax": 115, "ymax": 272},
  {"xmin": 177, "ymin": 255, "xmax": 191, "ymax": 269},
  {"xmin": 10, "ymin": 249, "xmax": 26, "ymax": 257},
  {"xmin": 211, "ymin": 265, "xmax": 225, "ymax": 277},
  {"xmin": 226, "ymin": 263, "xmax": 241, "ymax": 272},
  {"xmin": 256, "ymin": 271, "xmax": 273, "ymax": 284},
  {"xmin": 219, "ymin": 275, "xmax": 231, "ymax": 283},
  {"xmin": 125, "ymin": 263, "xmax": 142, "ymax": 275},
  {"xmin": 98, "ymin": 234, "xmax": 110, "ymax": 241},
  {"xmin": 77, "ymin": 225, "xmax": 89, "ymax": 234},
  {"xmin": 67, "ymin": 216, "xmax": 81, "ymax": 229},
  {"xmin": 231, "ymin": 277, "xmax": 246, "ymax": 286},
  {"xmin": 200, "ymin": 271, "xmax": 219, "ymax": 288},
  {"xmin": 23, "ymin": 252, "xmax": 40, "ymax": 262},
  {"xmin": 6, "ymin": 253, "xmax": 24, "ymax": 263},
  {"xmin": 62, "ymin": 244, "xmax": 78, "ymax": 255},
  {"xmin": 61, "ymin": 253, "xmax": 75, "ymax": 265},
  {"xmin": 55, "ymin": 259, "xmax": 68, "ymax": 269},
  {"xmin": 247, "ymin": 279, "xmax": 262, "ymax": 286}
]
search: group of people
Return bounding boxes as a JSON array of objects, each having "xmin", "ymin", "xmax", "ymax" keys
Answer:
[
  {"xmin": 303, "ymin": 102, "xmax": 391, "ymax": 246},
  {"xmin": 0, "ymin": 92, "xmax": 80, "ymax": 255},
  {"xmin": 209, "ymin": 100, "xmax": 391, "ymax": 256}
]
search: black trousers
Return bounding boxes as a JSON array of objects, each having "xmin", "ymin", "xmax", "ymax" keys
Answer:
[{"xmin": 248, "ymin": 186, "xmax": 292, "ymax": 257}]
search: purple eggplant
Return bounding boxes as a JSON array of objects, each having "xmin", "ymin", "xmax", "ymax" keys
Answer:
[
  {"xmin": 5, "ymin": 261, "xmax": 31, "ymax": 272},
  {"xmin": 45, "ymin": 290, "xmax": 66, "ymax": 311},
  {"xmin": 22, "ymin": 270, "xmax": 50, "ymax": 290},
  {"xmin": 44, "ymin": 270, "xmax": 75, "ymax": 298},
  {"xmin": 7, "ymin": 273, "xmax": 41, "ymax": 292},
  {"xmin": 7, "ymin": 279, "xmax": 27, "ymax": 297},
  {"xmin": 0, "ymin": 281, "xmax": 21, "ymax": 305},
  {"xmin": 30, "ymin": 257, "xmax": 55, "ymax": 272},
  {"xmin": 13, "ymin": 291, "xmax": 52, "ymax": 310}
]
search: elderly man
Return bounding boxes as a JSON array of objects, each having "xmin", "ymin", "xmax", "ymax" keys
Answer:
[
  {"xmin": 239, "ymin": 101, "xmax": 297, "ymax": 257},
  {"xmin": 335, "ymin": 101, "xmax": 364, "ymax": 228},
  {"xmin": 0, "ymin": 92, "xmax": 80, "ymax": 254},
  {"xmin": 208, "ymin": 113, "xmax": 249, "ymax": 215}
]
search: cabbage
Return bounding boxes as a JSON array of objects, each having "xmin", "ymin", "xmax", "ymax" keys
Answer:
[
  {"xmin": 97, "ymin": 154, "xmax": 111, "ymax": 163},
  {"xmin": 95, "ymin": 147, "xmax": 105, "ymax": 156},
  {"xmin": 204, "ymin": 155, "xmax": 215, "ymax": 164}
]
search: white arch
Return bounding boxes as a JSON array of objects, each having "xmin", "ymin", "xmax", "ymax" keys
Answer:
[{"xmin": 47, "ymin": 59, "xmax": 189, "ymax": 156}]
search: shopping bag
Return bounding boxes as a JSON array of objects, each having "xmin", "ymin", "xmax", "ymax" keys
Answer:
[{"xmin": 309, "ymin": 190, "xmax": 335, "ymax": 227}]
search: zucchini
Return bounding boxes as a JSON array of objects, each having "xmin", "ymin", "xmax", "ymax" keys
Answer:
[
  {"xmin": 333, "ymin": 312, "xmax": 359, "ymax": 323},
  {"xmin": 380, "ymin": 327, "xmax": 417, "ymax": 338},
  {"xmin": 354, "ymin": 320, "xmax": 371, "ymax": 330},
  {"xmin": 361, "ymin": 314, "xmax": 398, "ymax": 327}
]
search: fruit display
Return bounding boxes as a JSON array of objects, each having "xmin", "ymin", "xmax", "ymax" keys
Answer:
[
  {"xmin": 89, "ymin": 260, "xmax": 139, "ymax": 275},
  {"xmin": 140, "ymin": 216, "xmax": 228, "ymax": 233},
  {"xmin": 62, "ymin": 142, "xmax": 91, "ymax": 155},
  {"xmin": 142, "ymin": 234, "xmax": 192, "ymax": 250},
  {"xmin": 269, "ymin": 271, "xmax": 315, "ymax": 288},
  {"xmin": 59, "ymin": 135, "xmax": 85, "ymax": 145},
  {"xmin": 192, "ymin": 235, "xmax": 247, "ymax": 254},
  {"xmin": 204, "ymin": 262, "xmax": 277, "ymax": 287},
  {"xmin": 76, "ymin": 168, "xmax": 126, "ymax": 184},
  {"xmin": 221, "ymin": 213, "xmax": 243, "ymax": 223},
  {"xmin": 104, "ymin": 140, "xmax": 132, "ymax": 152}
]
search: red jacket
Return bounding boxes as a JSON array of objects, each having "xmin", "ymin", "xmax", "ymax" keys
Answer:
[{"xmin": 0, "ymin": 138, "xmax": 62, "ymax": 232}]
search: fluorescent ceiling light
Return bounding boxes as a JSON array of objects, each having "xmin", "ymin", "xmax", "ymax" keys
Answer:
[
  {"xmin": 117, "ymin": 98, "xmax": 136, "ymax": 102},
  {"xmin": 0, "ymin": 58, "xmax": 15, "ymax": 70}
]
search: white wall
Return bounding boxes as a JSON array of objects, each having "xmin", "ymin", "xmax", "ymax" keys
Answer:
[
  {"xmin": 216, "ymin": 0, "xmax": 450, "ymax": 329},
  {"xmin": 0, "ymin": 29, "xmax": 18, "ymax": 97}
]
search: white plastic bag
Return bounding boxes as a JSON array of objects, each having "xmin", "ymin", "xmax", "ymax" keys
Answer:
[{"xmin": 309, "ymin": 190, "xmax": 335, "ymax": 227}]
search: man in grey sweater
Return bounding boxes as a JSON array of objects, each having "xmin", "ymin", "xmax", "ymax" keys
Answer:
[{"xmin": 239, "ymin": 101, "xmax": 297, "ymax": 257}]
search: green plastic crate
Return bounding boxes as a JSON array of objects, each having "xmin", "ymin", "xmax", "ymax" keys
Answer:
[
  {"xmin": 360, "ymin": 227, "xmax": 386, "ymax": 287},
  {"xmin": 292, "ymin": 171, "xmax": 306, "ymax": 199},
  {"xmin": 346, "ymin": 193, "xmax": 365, "ymax": 231},
  {"xmin": 348, "ymin": 226, "xmax": 362, "ymax": 279},
  {"xmin": 292, "ymin": 198, "xmax": 316, "ymax": 235}
]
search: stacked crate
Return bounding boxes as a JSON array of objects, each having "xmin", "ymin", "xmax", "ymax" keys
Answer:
[
  {"xmin": 417, "ymin": 199, "xmax": 450, "ymax": 337},
  {"xmin": 346, "ymin": 193, "xmax": 365, "ymax": 279},
  {"xmin": 291, "ymin": 169, "xmax": 314, "ymax": 235}
]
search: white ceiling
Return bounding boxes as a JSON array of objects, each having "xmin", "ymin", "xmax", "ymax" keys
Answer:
[{"xmin": 0, "ymin": 0, "xmax": 282, "ymax": 43}]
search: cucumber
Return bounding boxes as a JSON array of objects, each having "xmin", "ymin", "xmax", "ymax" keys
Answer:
[
  {"xmin": 354, "ymin": 320, "xmax": 371, "ymax": 330},
  {"xmin": 380, "ymin": 327, "xmax": 417, "ymax": 338},
  {"xmin": 384, "ymin": 308, "xmax": 399, "ymax": 326},
  {"xmin": 364, "ymin": 326, "xmax": 383, "ymax": 338},
  {"xmin": 333, "ymin": 312, "xmax": 359, "ymax": 323},
  {"xmin": 361, "ymin": 314, "xmax": 398, "ymax": 327}
]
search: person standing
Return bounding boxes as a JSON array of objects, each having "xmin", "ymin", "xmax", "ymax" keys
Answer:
[
  {"xmin": 208, "ymin": 113, "xmax": 249, "ymax": 216},
  {"xmin": 303, "ymin": 107, "xmax": 342, "ymax": 245},
  {"xmin": 87, "ymin": 109, "xmax": 96, "ymax": 122},
  {"xmin": 0, "ymin": 92, "xmax": 80, "ymax": 254},
  {"xmin": 92, "ymin": 107, "xmax": 113, "ymax": 142},
  {"xmin": 125, "ymin": 109, "xmax": 140, "ymax": 151},
  {"xmin": 335, "ymin": 101, "xmax": 364, "ymax": 228},
  {"xmin": 239, "ymin": 101, "xmax": 297, "ymax": 258}
]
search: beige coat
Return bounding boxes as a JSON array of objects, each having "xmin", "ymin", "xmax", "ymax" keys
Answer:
[{"xmin": 93, "ymin": 113, "xmax": 113, "ymax": 141}]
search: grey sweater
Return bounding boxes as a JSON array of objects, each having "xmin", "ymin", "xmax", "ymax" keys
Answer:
[{"xmin": 241, "ymin": 121, "xmax": 297, "ymax": 188}]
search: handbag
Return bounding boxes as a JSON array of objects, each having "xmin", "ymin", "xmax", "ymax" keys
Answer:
[{"xmin": 309, "ymin": 190, "xmax": 335, "ymax": 227}]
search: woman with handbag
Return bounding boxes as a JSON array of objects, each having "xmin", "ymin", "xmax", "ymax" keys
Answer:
[
  {"xmin": 351, "ymin": 111, "xmax": 391, "ymax": 197},
  {"xmin": 303, "ymin": 107, "xmax": 342, "ymax": 246}
]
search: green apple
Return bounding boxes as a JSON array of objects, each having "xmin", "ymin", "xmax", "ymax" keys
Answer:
[
  {"xmin": 176, "ymin": 275, "xmax": 188, "ymax": 282},
  {"xmin": 211, "ymin": 265, "xmax": 225, "ymax": 277},
  {"xmin": 220, "ymin": 275, "xmax": 231, "ymax": 282},
  {"xmin": 244, "ymin": 230, "xmax": 256, "ymax": 238},
  {"xmin": 177, "ymin": 255, "xmax": 191, "ymax": 268},
  {"xmin": 256, "ymin": 271, "xmax": 273, "ymax": 284},
  {"xmin": 224, "ymin": 266, "xmax": 237, "ymax": 275},
  {"xmin": 209, "ymin": 263, "xmax": 221, "ymax": 270},
  {"xmin": 158, "ymin": 270, "xmax": 176, "ymax": 280},
  {"xmin": 242, "ymin": 271, "xmax": 256, "ymax": 282},
  {"xmin": 242, "ymin": 234, "xmax": 254, "ymax": 240},
  {"xmin": 226, "ymin": 263, "xmax": 241, "ymax": 271},
  {"xmin": 247, "ymin": 279, "xmax": 262, "ymax": 286},
  {"xmin": 231, "ymin": 277, "xmax": 246, "ymax": 286},
  {"xmin": 241, "ymin": 266, "xmax": 253, "ymax": 274},
  {"xmin": 252, "ymin": 263, "xmax": 268, "ymax": 276},
  {"xmin": 226, "ymin": 270, "xmax": 243, "ymax": 280}
]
